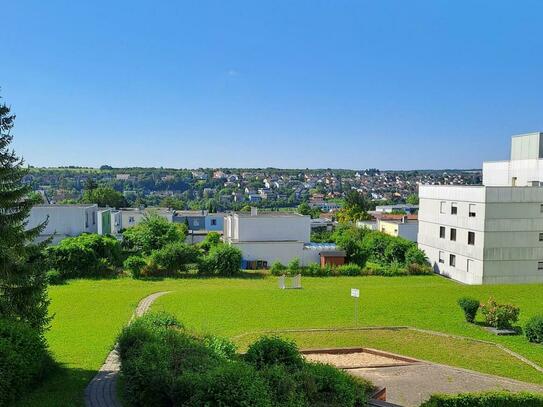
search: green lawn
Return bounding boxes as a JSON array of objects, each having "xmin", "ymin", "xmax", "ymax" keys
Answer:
[{"xmin": 17, "ymin": 275, "xmax": 543, "ymax": 406}]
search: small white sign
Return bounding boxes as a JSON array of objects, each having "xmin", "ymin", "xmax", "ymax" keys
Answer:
[{"xmin": 351, "ymin": 288, "xmax": 360, "ymax": 298}]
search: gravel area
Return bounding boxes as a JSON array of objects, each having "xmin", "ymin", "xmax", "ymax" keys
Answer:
[{"xmin": 304, "ymin": 351, "xmax": 409, "ymax": 368}]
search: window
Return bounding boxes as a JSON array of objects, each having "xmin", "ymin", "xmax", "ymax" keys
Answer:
[
  {"xmin": 440, "ymin": 201, "xmax": 446, "ymax": 214},
  {"xmin": 129, "ymin": 216, "xmax": 135, "ymax": 223},
  {"xmin": 468, "ymin": 231, "xmax": 475, "ymax": 245},
  {"xmin": 439, "ymin": 251, "xmax": 445, "ymax": 263},
  {"xmin": 85, "ymin": 213, "xmax": 89, "ymax": 228},
  {"xmin": 92, "ymin": 212, "xmax": 96, "ymax": 225},
  {"xmin": 467, "ymin": 259, "xmax": 473, "ymax": 273},
  {"xmin": 439, "ymin": 226, "xmax": 446, "ymax": 239},
  {"xmin": 211, "ymin": 219, "xmax": 217, "ymax": 226},
  {"xmin": 449, "ymin": 254, "xmax": 456, "ymax": 267},
  {"xmin": 538, "ymin": 261, "xmax": 543, "ymax": 271},
  {"xmin": 194, "ymin": 220, "xmax": 199, "ymax": 226},
  {"xmin": 539, "ymin": 233, "xmax": 543, "ymax": 242},
  {"xmin": 469, "ymin": 204, "xmax": 476, "ymax": 217},
  {"xmin": 450, "ymin": 228, "xmax": 457, "ymax": 241},
  {"xmin": 540, "ymin": 204, "xmax": 543, "ymax": 213},
  {"xmin": 451, "ymin": 203, "xmax": 458, "ymax": 215}
]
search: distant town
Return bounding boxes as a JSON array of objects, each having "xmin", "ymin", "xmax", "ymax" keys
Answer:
[{"xmin": 25, "ymin": 166, "xmax": 482, "ymax": 210}]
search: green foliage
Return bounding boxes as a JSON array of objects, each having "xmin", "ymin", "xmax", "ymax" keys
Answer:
[
  {"xmin": 0, "ymin": 98, "xmax": 50, "ymax": 334},
  {"xmin": 310, "ymin": 229, "xmax": 335, "ymax": 243},
  {"xmin": 297, "ymin": 362, "xmax": 369, "ymax": 407},
  {"xmin": 525, "ymin": 315, "xmax": 543, "ymax": 344},
  {"xmin": 202, "ymin": 334, "xmax": 238, "ymax": 360},
  {"xmin": 420, "ymin": 391, "xmax": 543, "ymax": 407},
  {"xmin": 270, "ymin": 261, "xmax": 287, "ymax": 276},
  {"xmin": 297, "ymin": 202, "xmax": 321, "ymax": 219},
  {"xmin": 406, "ymin": 194, "xmax": 419, "ymax": 205},
  {"xmin": 81, "ymin": 186, "xmax": 127, "ymax": 208},
  {"xmin": 332, "ymin": 225, "xmax": 369, "ymax": 266},
  {"xmin": 150, "ymin": 242, "xmax": 200, "ymax": 274},
  {"xmin": 258, "ymin": 364, "xmax": 306, "ymax": 406},
  {"xmin": 245, "ymin": 336, "xmax": 304, "ymax": 371},
  {"xmin": 336, "ymin": 263, "xmax": 362, "ymax": 276},
  {"xmin": 287, "ymin": 258, "xmax": 302, "ymax": 274},
  {"xmin": 0, "ymin": 318, "xmax": 53, "ymax": 406},
  {"xmin": 160, "ymin": 196, "xmax": 186, "ymax": 210},
  {"xmin": 199, "ymin": 231, "xmax": 221, "ymax": 253},
  {"xmin": 481, "ymin": 298, "xmax": 520, "ymax": 329},
  {"xmin": 123, "ymin": 255, "xmax": 146, "ymax": 279},
  {"xmin": 46, "ymin": 269, "xmax": 65, "ymax": 285},
  {"xmin": 457, "ymin": 297, "xmax": 480, "ymax": 323},
  {"xmin": 122, "ymin": 213, "xmax": 188, "ymax": 255},
  {"xmin": 45, "ymin": 234, "xmax": 122, "ymax": 278},
  {"xmin": 405, "ymin": 245, "xmax": 427, "ymax": 265},
  {"xmin": 201, "ymin": 244, "xmax": 242, "ymax": 276},
  {"xmin": 336, "ymin": 190, "xmax": 372, "ymax": 222},
  {"xmin": 190, "ymin": 361, "xmax": 272, "ymax": 407}
]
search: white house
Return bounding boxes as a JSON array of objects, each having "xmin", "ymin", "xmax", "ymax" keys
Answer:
[
  {"xmin": 119, "ymin": 207, "xmax": 174, "ymax": 229},
  {"xmin": 418, "ymin": 133, "xmax": 543, "ymax": 285},
  {"xmin": 26, "ymin": 204, "xmax": 98, "ymax": 244},
  {"xmin": 224, "ymin": 208, "xmax": 339, "ymax": 267}
]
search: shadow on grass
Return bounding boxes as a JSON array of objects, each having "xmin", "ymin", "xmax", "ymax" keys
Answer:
[
  {"xmin": 473, "ymin": 320, "xmax": 523, "ymax": 335},
  {"xmin": 16, "ymin": 364, "xmax": 96, "ymax": 407}
]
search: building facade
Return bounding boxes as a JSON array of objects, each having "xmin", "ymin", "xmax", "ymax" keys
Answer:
[{"xmin": 418, "ymin": 133, "xmax": 543, "ymax": 285}]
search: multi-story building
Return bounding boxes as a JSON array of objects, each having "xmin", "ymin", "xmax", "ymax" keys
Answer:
[
  {"xmin": 26, "ymin": 204, "xmax": 98, "ymax": 244},
  {"xmin": 418, "ymin": 133, "xmax": 543, "ymax": 284}
]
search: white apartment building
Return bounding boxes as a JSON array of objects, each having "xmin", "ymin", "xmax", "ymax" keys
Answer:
[
  {"xmin": 26, "ymin": 204, "xmax": 98, "ymax": 244},
  {"xmin": 418, "ymin": 133, "xmax": 543, "ymax": 285},
  {"xmin": 224, "ymin": 208, "xmax": 339, "ymax": 266}
]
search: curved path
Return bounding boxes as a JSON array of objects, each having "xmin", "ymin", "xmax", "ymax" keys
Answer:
[{"xmin": 84, "ymin": 291, "xmax": 170, "ymax": 407}]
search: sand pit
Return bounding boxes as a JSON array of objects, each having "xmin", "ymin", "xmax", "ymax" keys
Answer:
[{"xmin": 302, "ymin": 349, "xmax": 415, "ymax": 369}]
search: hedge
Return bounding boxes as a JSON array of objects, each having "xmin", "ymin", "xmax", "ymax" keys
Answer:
[
  {"xmin": 0, "ymin": 319, "xmax": 53, "ymax": 406},
  {"xmin": 525, "ymin": 315, "xmax": 543, "ymax": 344},
  {"xmin": 420, "ymin": 391, "xmax": 543, "ymax": 407}
]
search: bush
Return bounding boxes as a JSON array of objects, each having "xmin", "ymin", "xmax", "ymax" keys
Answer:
[
  {"xmin": 190, "ymin": 362, "xmax": 272, "ymax": 407},
  {"xmin": 420, "ymin": 391, "xmax": 543, "ymax": 407},
  {"xmin": 405, "ymin": 245, "xmax": 428, "ymax": 266},
  {"xmin": 287, "ymin": 258, "xmax": 302, "ymax": 274},
  {"xmin": 270, "ymin": 261, "xmax": 287, "ymax": 276},
  {"xmin": 258, "ymin": 364, "xmax": 305, "ymax": 406},
  {"xmin": 123, "ymin": 255, "xmax": 146, "ymax": 279},
  {"xmin": 202, "ymin": 334, "xmax": 237, "ymax": 360},
  {"xmin": 382, "ymin": 261, "xmax": 408, "ymax": 276},
  {"xmin": 406, "ymin": 262, "xmax": 433, "ymax": 275},
  {"xmin": 297, "ymin": 362, "xmax": 370, "ymax": 407},
  {"xmin": 199, "ymin": 232, "xmax": 222, "ymax": 253},
  {"xmin": 336, "ymin": 263, "xmax": 362, "ymax": 276},
  {"xmin": 45, "ymin": 234, "xmax": 122, "ymax": 279},
  {"xmin": 481, "ymin": 298, "xmax": 520, "ymax": 329},
  {"xmin": 245, "ymin": 336, "xmax": 304, "ymax": 371},
  {"xmin": 151, "ymin": 242, "xmax": 200, "ymax": 275},
  {"xmin": 525, "ymin": 315, "xmax": 543, "ymax": 344},
  {"xmin": 201, "ymin": 244, "xmax": 242, "ymax": 276},
  {"xmin": 457, "ymin": 297, "xmax": 480, "ymax": 323},
  {"xmin": 0, "ymin": 319, "xmax": 53, "ymax": 406},
  {"xmin": 46, "ymin": 269, "xmax": 64, "ymax": 285}
]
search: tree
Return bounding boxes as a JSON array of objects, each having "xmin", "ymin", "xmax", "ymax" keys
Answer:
[
  {"xmin": 0, "ymin": 96, "xmax": 50, "ymax": 333},
  {"xmin": 160, "ymin": 196, "xmax": 186, "ymax": 210},
  {"xmin": 84, "ymin": 177, "xmax": 98, "ymax": 191},
  {"xmin": 122, "ymin": 213, "xmax": 188, "ymax": 254},
  {"xmin": 336, "ymin": 191, "xmax": 372, "ymax": 222},
  {"xmin": 81, "ymin": 186, "xmax": 127, "ymax": 208},
  {"xmin": 406, "ymin": 194, "xmax": 419, "ymax": 205}
]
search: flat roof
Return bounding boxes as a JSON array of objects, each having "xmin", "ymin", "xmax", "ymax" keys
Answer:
[
  {"xmin": 33, "ymin": 204, "xmax": 97, "ymax": 208},
  {"xmin": 233, "ymin": 211, "xmax": 306, "ymax": 218}
]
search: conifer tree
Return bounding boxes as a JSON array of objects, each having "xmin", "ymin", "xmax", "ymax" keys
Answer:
[{"xmin": 0, "ymin": 95, "xmax": 50, "ymax": 333}]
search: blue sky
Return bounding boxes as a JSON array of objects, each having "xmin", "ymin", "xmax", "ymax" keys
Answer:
[{"xmin": 2, "ymin": 1, "xmax": 543, "ymax": 169}]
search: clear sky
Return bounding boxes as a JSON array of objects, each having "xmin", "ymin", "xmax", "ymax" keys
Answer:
[{"xmin": 2, "ymin": 1, "xmax": 543, "ymax": 170}]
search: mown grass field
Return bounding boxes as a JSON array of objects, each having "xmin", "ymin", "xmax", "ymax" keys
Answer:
[{"xmin": 18, "ymin": 275, "xmax": 543, "ymax": 406}]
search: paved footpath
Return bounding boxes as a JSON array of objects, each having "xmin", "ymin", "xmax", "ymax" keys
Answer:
[
  {"xmin": 352, "ymin": 361, "xmax": 543, "ymax": 407},
  {"xmin": 84, "ymin": 291, "xmax": 170, "ymax": 407}
]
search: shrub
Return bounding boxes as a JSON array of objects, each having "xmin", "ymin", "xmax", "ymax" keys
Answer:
[
  {"xmin": 405, "ymin": 245, "xmax": 428, "ymax": 266},
  {"xmin": 189, "ymin": 361, "xmax": 272, "ymax": 407},
  {"xmin": 202, "ymin": 244, "xmax": 242, "ymax": 276},
  {"xmin": 45, "ymin": 234, "xmax": 122, "ymax": 278},
  {"xmin": 406, "ymin": 262, "xmax": 433, "ymax": 275},
  {"xmin": 245, "ymin": 336, "xmax": 304, "ymax": 371},
  {"xmin": 202, "ymin": 334, "xmax": 237, "ymax": 360},
  {"xmin": 525, "ymin": 315, "xmax": 543, "ymax": 344},
  {"xmin": 297, "ymin": 362, "xmax": 370, "ymax": 407},
  {"xmin": 287, "ymin": 258, "xmax": 302, "ymax": 274},
  {"xmin": 457, "ymin": 297, "xmax": 480, "ymax": 323},
  {"xmin": 258, "ymin": 364, "xmax": 305, "ymax": 406},
  {"xmin": 123, "ymin": 255, "xmax": 146, "ymax": 279},
  {"xmin": 420, "ymin": 391, "xmax": 543, "ymax": 407},
  {"xmin": 199, "ymin": 232, "xmax": 222, "ymax": 253},
  {"xmin": 270, "ymin": 261, "xmax": 287, "ymax": 276},
  {"xmin": 151, "ymin": 242, "xmax": 200, "ymax": 274},
  {"xmin": 481, "ymin": 298, "xmax": 520, "ymax": 329},
  {"xmin": 382, "ymin": 262, "xmax": 408, "ymax": 276},
  {"xmin": 46, "ymin": 269, "xmax": 64, "ymax": 285},
  {"xmin": 0, "ymin": 319, "xmax": 53, "ymax": 406},
  {"xmin": 336, "ymin": 263, "xmax": 362, "ymax": 276},
  {"xmin": 361, "ymin": 262, "xmax": 385, "ymax": 276}
]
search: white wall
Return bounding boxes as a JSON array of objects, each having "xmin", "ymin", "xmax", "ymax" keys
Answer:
[
  {"xmin": 27, "ymin": 205, "xmax": 98, "ymax": 239},
  {"xmin": 228, "ymin": 214, "xmax": 311, "ymax": 243},
  {"xmin": 231, "ymin": 241, "xmax": 306, "ymax": 265}
]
